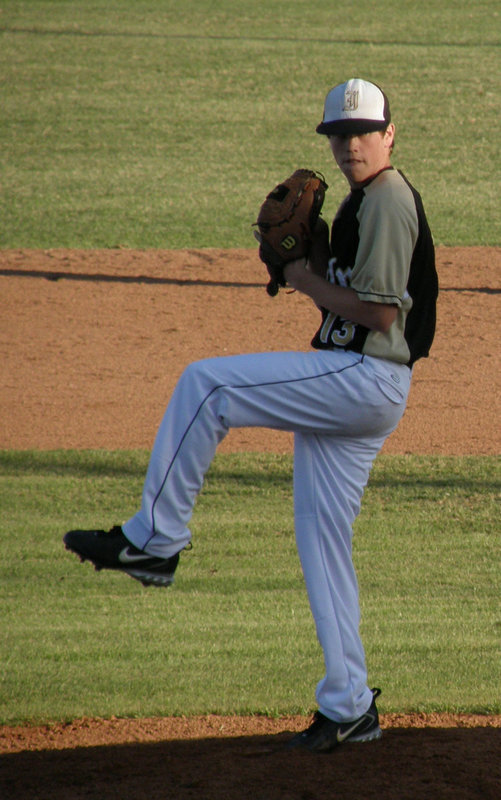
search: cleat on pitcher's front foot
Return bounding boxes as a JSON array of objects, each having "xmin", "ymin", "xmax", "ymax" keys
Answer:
[{"xmin": 63, "ymin": 525, "xmax": 181, "ymax": 587}]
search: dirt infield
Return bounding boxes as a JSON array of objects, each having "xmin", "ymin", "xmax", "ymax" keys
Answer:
[{"xmin": 1, "ymin": 247, "xmax": 500, "ymax": 799}]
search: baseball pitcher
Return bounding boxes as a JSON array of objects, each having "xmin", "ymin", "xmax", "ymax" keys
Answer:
[{"xmin": 64, "ymin": 78, "xmax": 438, "ymax": 753}]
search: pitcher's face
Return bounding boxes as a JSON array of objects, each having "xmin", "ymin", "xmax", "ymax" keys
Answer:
[{"xmin": 329, "ymin": 124, "xmax": 395, "ymax": 188}]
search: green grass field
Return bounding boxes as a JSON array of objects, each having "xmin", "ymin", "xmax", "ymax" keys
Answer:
[
  {"xmin": 1, "ymin": 451, "xmax": 499, "ymax": 725},
  {"xmin": 0, "ymin": 1, "xmax": 499, "ymax": 248},
  {"xmin": 0, "ymin": 1, "xmax": 500, "ymax": 725}
]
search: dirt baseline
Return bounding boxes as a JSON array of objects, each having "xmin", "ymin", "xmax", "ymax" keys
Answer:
[
  {"xmin": 1, "ymin": 246, "xmax": 500, "ymax": 454},
  {"xmin": 0, "ymin": 247, "xmax": 500, "ymax": 799}
]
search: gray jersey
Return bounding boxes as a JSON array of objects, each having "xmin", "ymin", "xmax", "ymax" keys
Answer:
[{"xmin": 311, "ymin": 168, "xmax": 438, "ymax": 366}]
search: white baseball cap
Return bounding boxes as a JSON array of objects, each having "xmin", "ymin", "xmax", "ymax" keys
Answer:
[{"xmin": 316, "ymin": 78, "xmax": 391, "ymax": 136}]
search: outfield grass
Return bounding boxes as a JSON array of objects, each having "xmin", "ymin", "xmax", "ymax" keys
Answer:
[
  {"xmin": 0, "ymin": 1, "xmax": 500, "ymax": 248},
  {"xmin": 1, "ymin": 450, "xmax": 499, "ymax": 725}
]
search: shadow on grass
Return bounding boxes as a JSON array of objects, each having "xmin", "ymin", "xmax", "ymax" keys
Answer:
[
  {"xmin": 0, "ymin": 450, "xmax": 149, "ymax": 478},
  {"xmin": 0, "ymin": 450, "xmax": 294, "ymax": 485},
  {"xmin": 1, "ymin": 451, "xmax": 499, "ymax": 495}
]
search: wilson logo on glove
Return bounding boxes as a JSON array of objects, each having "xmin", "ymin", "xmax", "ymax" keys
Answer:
[
  {"xmin": 253, "ymin": 169, "xmax": 328, "ymax": 296},
  {"xmin": 280, "ymin": 234, "xmax": 298, "ymax": 250}
]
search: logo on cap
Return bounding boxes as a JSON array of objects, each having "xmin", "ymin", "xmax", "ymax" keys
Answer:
[{"xmin": 343, "ymin": 89, "xmax": 359, "ymax": 112}]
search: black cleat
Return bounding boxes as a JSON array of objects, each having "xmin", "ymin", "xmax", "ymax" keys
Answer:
[
  {"xmin": 286, "ymin": 688, "xmax": 382, "ymax": 753},
  {"xmin": 63, "ymin": 525, "xmax": 181, "ymax": 587}
]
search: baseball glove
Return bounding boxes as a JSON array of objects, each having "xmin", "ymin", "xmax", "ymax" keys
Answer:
[{"xmin": 253, "ymin": 169, "xmax": 328, "ymax": 296}]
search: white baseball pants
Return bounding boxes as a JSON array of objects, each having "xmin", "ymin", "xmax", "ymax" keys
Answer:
[{"xmin": 123, "ymin": 349, "xmax": 411, "ymax": 722}]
